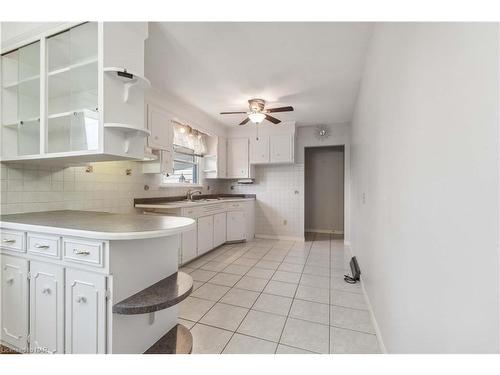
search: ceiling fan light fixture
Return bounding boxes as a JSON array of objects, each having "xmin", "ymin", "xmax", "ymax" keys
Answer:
[{"xmin": 248, "ymin": 112, "xmax": 266, "ymax": 124}]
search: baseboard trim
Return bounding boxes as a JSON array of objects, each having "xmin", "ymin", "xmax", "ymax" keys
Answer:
[
  {"xmin": 305, "ymin": 228, "xmax": 344, "ymax": 235},
  {"xmin": 255, "ymin": 234, "xmax": 305, "ymax": 242},
  {"xmin": 345, "ymin": 243, "xmax": 387, "ymax": 354}
]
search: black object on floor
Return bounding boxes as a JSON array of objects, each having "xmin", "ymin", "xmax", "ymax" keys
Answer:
[{"xmin": 344, "ymin": 256, "xmax": 361, "ymax": 284}]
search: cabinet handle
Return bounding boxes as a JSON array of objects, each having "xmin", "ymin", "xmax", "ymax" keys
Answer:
[
  {"xmin": 76, "ymin": 296, "xmax": 87, "ymax": 304},
  {"xmin": 6, "ymin": 278, "xmax": 14, "ymax": 285},
  {"xmin": 41, "ymin": 287, "xmax": 51, "ymax": 295},
  {"xmin": 73, "ymin": 249, "xmax": 90, "ymax": 255},
  {"xmin": 2, "ymin": 239, "xmax": 16, "ymax": 244},
  {"xmin": 35, "ymin": 244, "xmax": 50, "ymax": 249}
]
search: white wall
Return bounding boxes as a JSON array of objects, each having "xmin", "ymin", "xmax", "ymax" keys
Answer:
[
  {"xmin": 305, "ymin": 146, "xmax": 344, "ymax": 233},
  {"xmin": 350, "ymin": 23, "xmax": 499, "ymax": 353}
]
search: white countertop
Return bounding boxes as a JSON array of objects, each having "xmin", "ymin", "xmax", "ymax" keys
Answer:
[
  {"xmin": 0, "ymin": 210, "xmax": 196, "ymax": 240},
  {"xmin": 135, "ymin": 197, "xmax": 255, "ymax": 210}
]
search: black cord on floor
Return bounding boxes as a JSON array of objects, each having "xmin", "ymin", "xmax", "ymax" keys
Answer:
[{"xmin": 344, "ymin": 274, "xmax": 357, "ymax": 284}]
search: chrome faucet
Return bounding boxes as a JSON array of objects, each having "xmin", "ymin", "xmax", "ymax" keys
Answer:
[{"xmin": 186, "ymin": 189, "xmax": 202, "ymax": 201}]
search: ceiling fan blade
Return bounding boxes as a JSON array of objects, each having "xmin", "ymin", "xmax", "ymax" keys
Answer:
[
  {"xmin": 220, "ymin": 111, "xmax": 247, "ymax": 115},
  {"xmin": 239, "ymin": 117, "xmax": 250, "ymax": 125},
  {"xmin": 265, "ymin": 115, "xmax": 281, "ymax": 124},
  {"xmin": 266, "ymin": 106, "xmax": 294, "ymax": 113}
]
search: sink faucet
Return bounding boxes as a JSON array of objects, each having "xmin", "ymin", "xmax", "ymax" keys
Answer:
[{"xmin": 187, "ymin": 189, "xmax": 202, "ymax": 201}]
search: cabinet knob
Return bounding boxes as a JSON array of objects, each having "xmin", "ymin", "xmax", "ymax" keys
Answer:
[
  {"xmin": 41, "ymin": 287, "xmax": 51, "ymax": 295},
  {"xmin": 76, "ymin": 296, "xmax": 87, "ymax": 304},
  {"xmin": 6, "ymin": 278, "xmax": 14, "ymax": 285},
  {"xmin": 35, "ymin": 244, "xmax": 50, "ymax": 249},
  {"xmin": 2, "ymin": 239, "xmax": 16, "ymax": 244}
]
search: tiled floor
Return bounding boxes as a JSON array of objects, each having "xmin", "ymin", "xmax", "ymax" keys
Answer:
[{"xmin": 178, "ymin": 233, "xmax": 380, "ymax": 354}]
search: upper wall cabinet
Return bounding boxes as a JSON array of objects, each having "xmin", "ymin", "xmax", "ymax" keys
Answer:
[
  {"xmin": 146, "ymin": 103, "xmax": 174, "ymax": 151},
  {"xmin": 1, "ymin": 22, "xmax": 150, "ymax": 165},
  {"xmin": 249, "ymin": 133, "xmax": 294, "ymax": 164}
]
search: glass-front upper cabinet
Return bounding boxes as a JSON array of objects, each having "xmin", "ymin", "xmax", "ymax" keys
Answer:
[
  {"xmin": 1, "ymin": 41, "xmax": 41, "ymax": 157},
  {"xmin": 46, "ymin": 22, "xmax": 98, "ymax": 153}
]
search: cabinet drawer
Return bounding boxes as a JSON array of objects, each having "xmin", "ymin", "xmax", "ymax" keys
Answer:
[
  {"xmin": 226, "ymin": 202, "xmax": 243, "ymax": 210},
  {"xmin": 201, "ymin": 203, "xmax": 226, "ymax": 215},
  {"xmin": 181, "ymin": 207, "xmax": 200, "ymax": 218},
  {"xmin": 63, "ymin": 239, "xmax": 104, "ymax": 268},
  {"xmin": 1, "ymin": 230, "xmax": 25, "ymax": 252},
  {"xmin": 27, "ymin": 233, "xmax": 60, "ymax": 258}
]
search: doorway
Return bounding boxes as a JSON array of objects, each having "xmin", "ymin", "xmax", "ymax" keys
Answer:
[{"xmin": 304, "ymin": 145, "xmax": 345, "ymax": 239}]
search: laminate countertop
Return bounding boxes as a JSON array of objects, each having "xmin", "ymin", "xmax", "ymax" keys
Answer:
[{"xmin": 0, "ymin": 210, "xmax": 196, "ymax": 240}]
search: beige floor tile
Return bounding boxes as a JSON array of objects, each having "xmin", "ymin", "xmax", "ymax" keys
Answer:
[
  {"xmin": 223, "ymin": 334, "xmax": 277, "ymax": 354},
  {"xmin": 289, "ymin": 299, "xmax": 329, "ymax": 325},
  {"xmin": 253, "ymin": 293, "xmax": 293, "ymax": 316},
  {"xmin": 237, "ymin": 310, "xmax": 287, "ymax": 342},
  {"xmin": 330, "ymin": 306, "xmax": 375, "ymax": 334},
  {"xmin": 234, "ymin": 275, "xmax": 269, "ymax": 292},
  {"xmin": 299, "ymin": 274, "xmax": 330, "ymax": 289},
  {"xmin": 277, "ymin": 262, "xmax": 304, "ymax": 273},
  {"xmin": 280, "ymin": 318, "xmax": 330, "ymax": 354},
  {"xmin": 190, "ymin": 283, "xmax": 231, "ymax": 301},
  {"xmin": 263, "ymin": 280, "xmax": 298, "ymax": 298},
  {"xmin": 190, "ymin": 269, "xmax": 217, "ymax": 282},
  {"xmin": 331, "ymin": 290, "xmax": 368, "ymax": 310},
  {"xmin": 330, "ymin": 327, "xmax": 379, "ymax": 353},
  {"xmin": 272, "ymin": 270, "xmax": 301, "ymax": 284},
  {"xmin": 191, "ymin": 323, "xmax": 232, "ymax": 354},
  {"xmin": 246, "ymin": 267, "xmax": 275, "ymax": 280},
  {"xmin": 223, "ymin": 264, "xmax": 252, "ymax": 275},
  {"xmin": 220, "ymin": 288, "xmax": 260, "ymax": 308},
  {"xmin": 295, "ymin": 285, "xmax": 330, "ymax": 304},
  {"xmin": 209, "ymin": 272, "xmax": 242, "ymax": 287},
  {"xmin": 255, "ymin": 260, "xmax": 281, "ymax": 270},
  {"xmin": 178, "ymin": 297, "xmax": 215, "ymax": 322},
  {"xmin": 276, "ymin": 344, "xmax": 316, "ymax": 354},
  {"xmin": 200, "ymin": 261, "xmax": 229, "ymax": 272},
  {"xmin": 200, "ymin": 303, "xmax": 249, "ymax": 331}
]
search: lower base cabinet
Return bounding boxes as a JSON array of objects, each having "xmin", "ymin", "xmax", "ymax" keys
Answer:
[
  {"xmin": 227, "ymin": 211, "xmax": 246, "ymax": 242},
  {"xmin": 65, "ymin": 268, "xmax": 107, "ymax": 354},
  {"xmin": 213, "ymin": 212, "xmax": 227, "ymax": 248},
  {"xmin": 30, "ymin": 261, "xmax": 64, "ymax": 353},
  {"xmin": 197, "ymin": 215, "xmax": 214, "ymax": 256},
  {"xmin": 181, "ymin": 225, "xmax": 197, "ymax": 264},
  {"xmin": 1, "ymin": 255, "xmax": 29, "ymax": 352}
]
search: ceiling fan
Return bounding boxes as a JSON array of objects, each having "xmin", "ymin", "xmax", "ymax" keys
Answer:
[{"xmin": 220, "ymin": 98, "xmax": 294, "ymax": 125}]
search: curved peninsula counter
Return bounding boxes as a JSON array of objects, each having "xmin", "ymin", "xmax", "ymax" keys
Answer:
[{"xmin": 0, "ymin": 210, "xmax": 195, "ymax": 354}]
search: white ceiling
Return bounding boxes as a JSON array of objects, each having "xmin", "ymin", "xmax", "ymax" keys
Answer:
[{"xmin": 147, "ymin": 22, "xmax": 373, "ymax": 128}]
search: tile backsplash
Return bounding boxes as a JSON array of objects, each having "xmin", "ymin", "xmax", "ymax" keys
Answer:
[
  {"xmin": 0, "ymin": 161, "xmax": 219, "ymax": 215},
  {"xmin": 218, "ymin": 164, "xmax": 304, "ymax": 240}
]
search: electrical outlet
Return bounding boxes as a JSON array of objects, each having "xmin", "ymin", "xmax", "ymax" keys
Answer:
[{"xmin": 85, "ymin": 165, "xmax": 93, "ymax": 173}]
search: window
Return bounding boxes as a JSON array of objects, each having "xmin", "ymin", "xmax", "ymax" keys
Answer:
[
  {"xmin": 161, "ymin": 122, "xmax": 207, "ymax": 185},
  {"xmin": 162, "ymin": 146, "xmax": 200, "ymax": 185}
]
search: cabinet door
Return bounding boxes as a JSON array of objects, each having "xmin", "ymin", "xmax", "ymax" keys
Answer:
[
  {"xmin": 147, "ymin": 104, "xmax": 173, "ymax": 151},
  {"xmin": 227, "ymin": 138, "xmax": 249, "ymax": 178},
  {"xmin": 226, "ymin": 211, "xmax": 246, "ymax": 242},
  {"xmin": 65, "ymin": 268, "xmax": 106, "ymax": 354},
  {"xmin": 250, "ymin": 135, "xmax": 270, "ymax": 164},
  {"xmin": 213, "ymin": 212, "xmax": 227, "ymax": 248},
  {"xmin": 29, "ymin": 261, "xmax": 64, "ymax": 353},
  {"xmin": 217, "ymin": 137, "xmax": 227, "ymax": 178},
  {"xmin": 270, "ymin": 135, "xmax": 293, "ymax": 163},
  {"xmin": 197, "ymin": 215, "xmax": 214, "ymax": 255},
  {"xmin": 1, "ymin": 255, "xmax": 29, "ymax": 351},
  {"xmin": 181, "ymin": 225, "xmax": 198, "ymax": 264},
  {"xmin": 161, "ymin": 149, "xmax": 174, "ymax": 175}
]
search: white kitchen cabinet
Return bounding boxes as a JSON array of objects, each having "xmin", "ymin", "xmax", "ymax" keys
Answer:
[
  {"xmin": 1, "ymin": 22, "xmax": 150, "ymax": 164},
  {"xmin": 1, "ymin": 254, "xmax": 29, "ymax": 352},
  {"xmin": 29, "ymin": 261, "xmax": 64, "ymax": 353},
  {"xmin": 213, "ymin": 212, "xmax": 227, "ymax": 248},
  {"xmin": 65, "ymin": 268, "xmax": 106, "ymax": 354},
  {"xmin": 146, "ymin": 103, "xmax": 174, "ymax": 151},
  {"xmin": 218, "ymin": 137, "xmax": 227, "ymax": 178},
  {"xmin": 181, "ymin": 225, "xmax": 198, "ymax": 264},
  {"xmin": 270, "ymin": 134, "xmax": 294, "ymax": 163},
  {"xmin": 226, "ymin": 211, "xmax": 246, "ymax": 242},
  {"xmin": 250, "ymin": 135, "xmax": 270, "ymax": 164},
  {"xmin": 197, "ymin": 215, "xmax": 214, "ymax": 256},
  {"xmin": 227, "ymin": 138, "xmax": 254, "ymax": 179},
  {"xmin": 142, "ymin": 149, "xmax": 173, "ymax": 175}
]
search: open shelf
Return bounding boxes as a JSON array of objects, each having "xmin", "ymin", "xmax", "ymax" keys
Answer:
[
  {"xmin": 144, "ymin": 324, "xmax": 193, "ymax": 354},
  {"xmin": 48, "ymin": 108, "xmax": 98, "ymax": 120},
  {"xmin": 48, "ymin": 57, "xmax": 97, "ymax": 77},
  {"xmin": 113, "ymin": 272, "xmax": 193, "ymax": 315},
  {"xmin": 104, "ymin": 122, "xmax": 151, "ymax": 137},
  {"xmin": 104, "ymin": 67, "xmax": 151, "ymax": 102},
  {"xmin": 2, "ymin": 117, "xmax": 40, "ymax": 127},
  {"xmin": 2, "ymin": 74, "xmax": 40, "ymax": 90}
]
